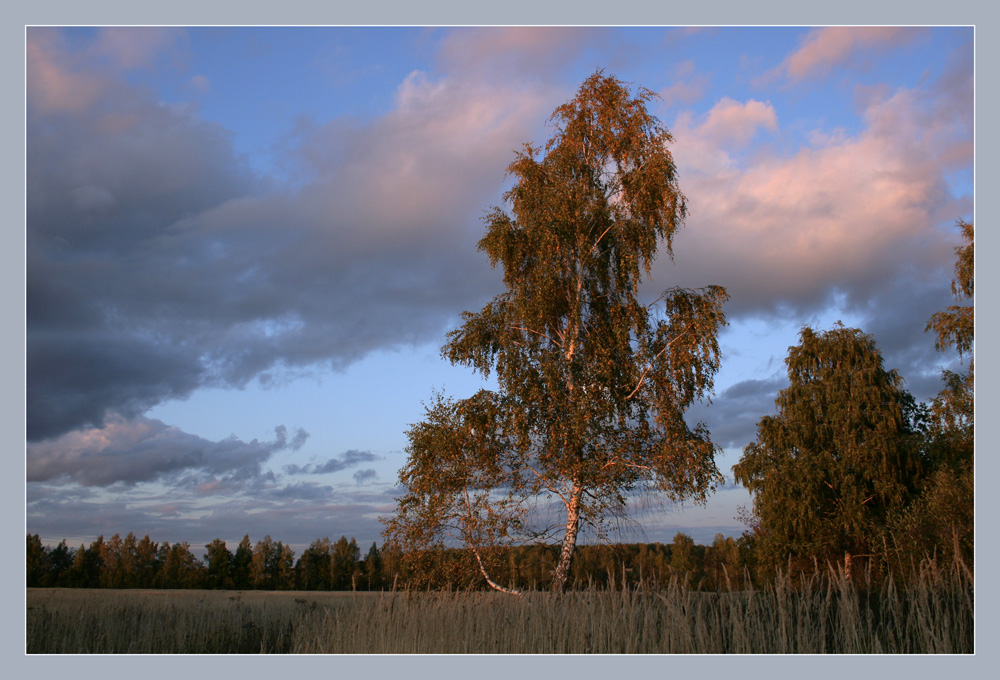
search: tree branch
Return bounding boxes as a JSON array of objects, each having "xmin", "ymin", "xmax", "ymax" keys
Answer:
[
  {"xmin": 470, "ymin": 544, "xmax": 522, "ymax": 596},
  {"xmin": 524, "ymin": 462, "xmax": 569, "ymax": 506},
  {"xmin": 592, "ymin": 223, "xmax": 616, "ymax": 251},
  {"xmin": 462, "ymin": 486, "xmax": 521, "ymax": 596},
  {"xmin": 625, "ymin": 330, "xmax": 690, "ymax": 400},
  {"xmin": 510, "ymin": 325, "xmax": 561, "ymax": 347}
]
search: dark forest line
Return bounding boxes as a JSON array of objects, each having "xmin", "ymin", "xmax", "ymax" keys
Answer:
[
  {"xmin": 26, "ymin": 532, "xmax": 738, "ymax": 592},
  {"xmin": 27, "ymin": 524, "xmax": 970, "ymax": 593}
]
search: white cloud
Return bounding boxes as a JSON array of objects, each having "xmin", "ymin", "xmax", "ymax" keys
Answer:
[
  {"xmin": 770, "ymin": 27, "xmax": 923, "ymax": 83},
  {"xmin": 669, "ymin": 97, "xmax": 778, "ymax": 175},
  {"xmin": 699, "ymin": 97, "xmax": 778, "ymax": 147},
  {"xmin": 659, "ymin": 60, "xmax": 710, "ymax": 108},
  {"xmin": 436, "ymin": 27, "xmax": 598, "ymax": 81},
  {"xmin": 657, "ymin": 55, "xmax": 972, "ymax": 371}
]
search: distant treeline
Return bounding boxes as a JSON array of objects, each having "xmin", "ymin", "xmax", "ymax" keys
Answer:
[{"xmin": 27, "ymin": 531, "xmax": 751, "ymax": 591}]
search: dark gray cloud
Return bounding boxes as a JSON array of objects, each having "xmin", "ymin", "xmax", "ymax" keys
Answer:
[
  {"xmin": 26, "ymin": 480, "xmax": 401, "ymax": 555},
  {"xmin": 284, "ymin": 449, "xmax": 379, "ymax": 476},
  {"xmin": 269, "ymin": 481, "xmax": 337, "ymax": 501},
  {"xmin": 26, "ymin": 415, "xmax": 308, "ymax": 487},
  {"xmin": 353, "ymin": 468, "xmax": 378, "ymax": 485},
  {"xmin": 687, "ymin": 274, "xmax": 964, "ymax": 452},
  {"xmin": 688, "ymin": 377, "xmax": 789, "ymax": 451},
  {"xmin": 847, "ymin": 275, "xmax": 966, "ymax": 403},
  {"xmin": 27, "ymin": 29, "xmax": 540, "ymax": 442}
]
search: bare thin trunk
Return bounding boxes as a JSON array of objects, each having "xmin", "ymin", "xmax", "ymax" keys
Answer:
[
  {"xmin": 552, "ymin": 484, "xmax": 584, "ymax": 593},
  {"xmin": 471, "ymin": 545, "xmax": 521, "ymax": 596},
  {"xmin": 551, "ymin": 255, "xmax": 586, "ymax": 595}
]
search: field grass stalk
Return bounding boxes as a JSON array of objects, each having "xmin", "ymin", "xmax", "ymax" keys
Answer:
[{"xmin": 26, "ymin": 559, "xmax": 972, "ymax": 654}]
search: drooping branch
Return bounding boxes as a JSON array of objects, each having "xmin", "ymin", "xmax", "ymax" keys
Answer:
[
  {"xmin": 592, "ymin": 222, "xmax": 616, "ymax": 251},
  {"xmin": 462, "ymin": 486, "xmax": 521, "ymax": 596},
  {"xmin": 523, "ymin": 462, "xmax": 569, "ymax": 506},
  {"xmin": 470, "ymin": 546, "xmax": 521, "ymax": 596},
  {"xmin": 625, "ymin": 329, "xmax": 690, "ymax": 400},
  {"xmin": 510, "ymin": 325, "xmax": 562, "ymax": 347}
]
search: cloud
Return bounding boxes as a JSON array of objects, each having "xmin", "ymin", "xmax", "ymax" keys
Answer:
[
  {"xmin": 666, "ymin": 97, "xmax": 778, "ymax": 176},
  {"xmin": 698, "ymin": 97, "xmax": 778, "ymax": 146},
  {"xmin": 659, "ymin": 44, "xmax": 971, "ymax": 325},
  {"xmin": 27, "ymin": 28, "xmax": 558, "ymax": 442},
  {"xmin": 186, "ymin": 74, "xmax": 211, "ymax": 96},
  {"xmin": 842, "ymin": 274, "xmax": 967, "ymax": 401},
  {"xmin": 769, "ymin": 27, "xmax": 923, "ymax": 83},
  {"xmin": 26, "ymin": 479, "xmax": 400, "ymax": 553},
  {"xmin": 26, "ymin": 415, "xmax": 308, "ymax": 487},
  {"xmin": 284, "ymin": 450, "xmax": 379, "ymax": 476},
  {"xmin": 269, "ymin": 481, "xmax": 337, "ymax": 501},
  {"xmin": 688, "ymin": 377, "xmax": 788, "ymax": 450},
  {"xmin": 659, "ymin": 60, "xmax": 710, "ymax": 108},
  {"xmin": 353, "ymin": 469, "xmax": 378, "ymax": 485},
  {"xmin": 436, "ymin": 27, "xmax": 598, "ymax": 81},
  {"xmin": 26, "ymin": 29, "xmax": 110, "ymax": 114},
  {"xmin": 89, "ymin": 27, "xmax": 186, "ymax": 71}
]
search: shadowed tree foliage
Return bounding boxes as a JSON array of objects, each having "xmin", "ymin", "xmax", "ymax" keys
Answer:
[
  {"xmin": 98, "ymin": 533, "xmax": 130, "ymax": 589},
  {"xmin": 734, "ymin": 325, "xmax": 923, "ymax": 575},
  {"xmin": 332, "ymin": 536, "xmax": 361, "ymax": 590},
  {"xmin": 64, "ymin": 536, "xmax": 104, "ymax": 588},
  {"xmin": 155, "ymin": 541, "xmax": 203, "ymax": 589},
  {"xmin": 27, "ymin": 531, "xmax": 768, "ymax": 591},
  {"xmin": 924, "ymin": 219, "xmax": 974, "ymax": 469},
  {"xmin": 363, "ymin": 541, "xmax": 384, "ymax": 590},
  {"xmin": 249, "ymin": 535, "xmax": 295, "ymax": 590},
  {"xmin": 889, "ymin": 220, "xmax": 974, "ymax": 566},
  {"xmin": 669, "ymin": 531, "xmax": 698, "ymax": 582},
  {"xmin": 704, "ymin": 533, "xmax": 741, "ymax": 589},
  {"xmin": 296, "ymin": 537, "xmax": 334, "ymax": 591},
  {"xmin": 384, "ymin": 72, "xmax": 728, "ymax": 592},
  {"xmin": 276, "ymin": 542, "xmax": 296, "ymax": 590},
  {"xmin": 232, "ymin": 535, "xmax": 253, "ymax": 589},
  {"xmin": 26, "ymin": 534, "xmax": 46, "ymax": 587},
  {"xmin": 132, "ymin": 535, "xmax": 159, "ymax": 588},
  {"xmin": 204, "ymin": 538, "xmax": 234, "ymax": 589},
  {"xmin": 27, "ymin": 536, "xmax": 75, "ymax": 587}
]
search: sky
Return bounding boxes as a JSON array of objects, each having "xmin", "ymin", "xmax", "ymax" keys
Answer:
[{"xmin": 25, "ymin": 26, "xmax": 974, "ymax": 555}]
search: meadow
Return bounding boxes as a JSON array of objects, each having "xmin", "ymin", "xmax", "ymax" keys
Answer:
[{"xmin": 26, "ymin": 559, "xmax": 972, "ymax": 654}]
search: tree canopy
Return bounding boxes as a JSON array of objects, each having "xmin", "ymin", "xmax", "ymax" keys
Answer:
[
  {"xmin": 926, "ymin": 219, "xmax": 973, "ymax": 359},
  {"xmin": 925, "ymin": 220, "xmax": 974, "ymax": 468},
  {"xmin": 887, "ymin": 220, "xmax": 975, "ymax": 565},
  {"xmin": 733, "ymin": 325, "xmax": 922, "ymax": 571},
  {"xmin": 383, "ymin": 71, "xmax": 728, "ymax": 592}
]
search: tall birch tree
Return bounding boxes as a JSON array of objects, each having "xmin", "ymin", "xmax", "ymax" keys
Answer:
[{"xmin": 384, "ymin": 72, "xmax": 728, "ymax": 593}]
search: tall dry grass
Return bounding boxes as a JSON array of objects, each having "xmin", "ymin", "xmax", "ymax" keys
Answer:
[{"xmin": 26, "ymin": 558, "xmax": 972, "ymax": 654}]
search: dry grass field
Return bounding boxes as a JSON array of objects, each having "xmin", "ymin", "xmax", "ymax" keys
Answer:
[{"xmin": 26, "ymin": 561, "xmax": 973, "ymax": 654}]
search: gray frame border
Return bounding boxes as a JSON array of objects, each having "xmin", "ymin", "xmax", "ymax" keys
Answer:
[{"xmin": 9, "ymin": 1, "xmax": 994, "ymax": 676}]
